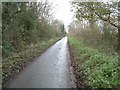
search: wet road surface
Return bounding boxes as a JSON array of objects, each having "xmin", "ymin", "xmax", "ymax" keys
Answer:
[{"xmin": 7, "ymin": 37, "xmax": 76, "ymax": 88}]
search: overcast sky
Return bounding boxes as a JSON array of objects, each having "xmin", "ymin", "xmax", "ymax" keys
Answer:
[{"xmin": 48, "ymin": 0, "xmax": 74, "ymax": 30}]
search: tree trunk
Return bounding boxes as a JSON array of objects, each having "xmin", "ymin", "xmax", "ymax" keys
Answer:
[
  {"xmin": 118, "ymin": 2, "xmax": 120, "ymax": 61},
  {"xmin": 118, "ymin": 26, "xmax": 120, "ymax": 55}
]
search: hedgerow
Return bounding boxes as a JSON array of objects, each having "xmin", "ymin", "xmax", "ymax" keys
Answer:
[{"xmin": 2, "ymin": 38, "xmax": 60, "ymax": 86}]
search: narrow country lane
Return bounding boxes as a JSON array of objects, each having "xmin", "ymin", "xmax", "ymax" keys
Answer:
[{"xmin": 7, "ymin": 37, "xmax": 76, "ymax": 88}]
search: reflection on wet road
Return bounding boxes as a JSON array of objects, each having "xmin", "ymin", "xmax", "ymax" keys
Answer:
[{"xmin": 7, "ymin": 37, "xmax": 76, "ymax": 88}]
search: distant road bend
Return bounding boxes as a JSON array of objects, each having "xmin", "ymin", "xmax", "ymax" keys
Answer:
[{"xmin": 7, "ymin": 37, "xmax": 76, "ymax": 88}]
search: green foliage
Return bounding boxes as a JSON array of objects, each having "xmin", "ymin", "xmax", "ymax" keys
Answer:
[
  {"xmin": 2, "ymin": 2, "xmax": 64, "ymax": 58},
  {"xmin": 2, "ymin": 42, "xmax": 16, "ymax": 58},
  {"xmin": 2, "ymin": 2, "xmax": 65, "ymax": 86},
  {"xmin": 71, "ymin": 1, "xmax": 119, "ymax": 53},
  {"xmin": 69, "ymin": 37, "xmax": 119, "ymax": 88},
  {"xmin": 2, "ymin": 38, "xmax": 61, "ymax": 85}
]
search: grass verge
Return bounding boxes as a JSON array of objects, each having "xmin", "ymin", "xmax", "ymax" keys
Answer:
[
  {"xmin": 68, "ymin": 37, "xmax": 120, "ymax": 88},
  {"xmin": 2, "ymin": 37, "xmax": 61, "ymax": 87}
]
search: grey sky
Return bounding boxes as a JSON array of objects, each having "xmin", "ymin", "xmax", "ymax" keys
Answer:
[{"xmin": 48, "ymin": 0, "xmax": 74, "ymax": 30}]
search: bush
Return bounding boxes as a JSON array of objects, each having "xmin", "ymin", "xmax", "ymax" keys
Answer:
[
  {"xmin": 2, "ymin": 38, "xmax": 61, "ymax": 86},
  {"xmin": 68, "ymin": 26, "xmax": 117, "ymax": 55}
]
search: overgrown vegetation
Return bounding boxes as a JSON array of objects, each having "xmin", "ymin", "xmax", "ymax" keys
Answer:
[
  {"xmin": 2, "ymin": 2, "xmax": 65, "ymax": 86},
  {"xmin": 70, "ymin": 1, "xmax": 119, "ymax": 54},
  {"xmin": 69, "ymin": 37, "xmax": 119, "ymax": 88},
  {"xmin": 2, "ymin": 2, "xmax": 65, "ymax": 59},
  {"xmin": 2, "ymin": 38, "xmax": 61, "ymax": 86},
  {"xmin": 69, "ymin": 25, "xmax": 117, "ymax": 55},
  {"xmin": 68, "ymin": 1, "xmax": 120, "ymax": 88}
]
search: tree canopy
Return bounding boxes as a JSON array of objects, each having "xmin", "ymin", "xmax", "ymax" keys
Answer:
[{"xmin": 2, "ymin": 2, "xmax": 65, "ymax": 58}]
